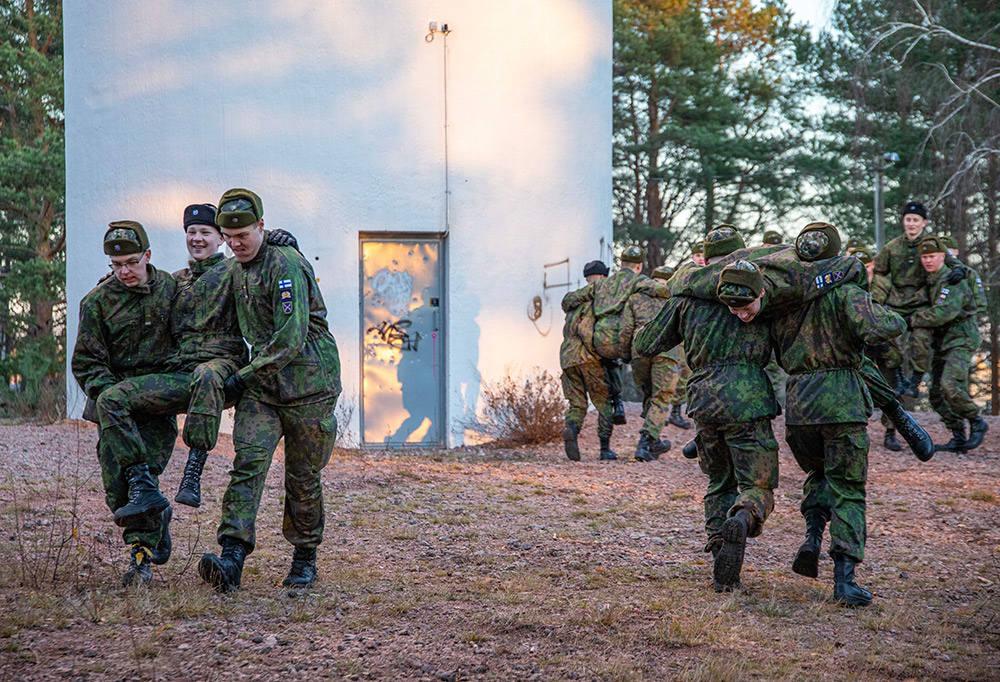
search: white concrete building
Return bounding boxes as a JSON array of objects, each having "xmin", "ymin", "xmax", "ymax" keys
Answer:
[{"xmin": 64, "ymin": 1, "xmax": 612, "ymax": 447}]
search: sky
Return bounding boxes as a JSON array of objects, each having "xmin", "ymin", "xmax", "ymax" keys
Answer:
[{"xmin": 785, "ymin": 0, "xmax": 834, "ymax": 34}]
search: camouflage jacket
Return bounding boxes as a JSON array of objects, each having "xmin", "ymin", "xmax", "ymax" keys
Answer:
[
  {"xmin": 771, "ymin": 284, "xmax": 905, "ymax": 425},
  {"xmin": 618, "ymin": 279, "xmax": 671, "ymax": 362},
  {"xmin": 634, "ymin": 295, "xmax": 777, "ymax": 424},
  {"xmin": 72, "ymin": 265, "xmax": 177, "ymax": 400},
  {"xmin": 592, "ymin": 269, "xmax": 645, "ymax": 358},
  {"xmin": 170, "ymin": 253, "xmax": 249, "ymax": 372},
  {"xmin": 909, "ymin": 265, "xmax": 979, "ymax": 352},
  {"xmin": 559, "ymin": 283, "xmax": 600, "ymax": 369},
  {"xmin": 870, "ymin": 273, "xmax": 892, "ymax": 306},
  {"xmin": 872, "ymin": 233, "xmax": 930, "ymax": 313},
  {"xmin": 232, "ymin": 241, "xmax": 341, "ymax": 406}
]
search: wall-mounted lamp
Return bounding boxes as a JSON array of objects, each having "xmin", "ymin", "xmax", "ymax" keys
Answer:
[{"xmin": 426, "ymin": 21, "xmax": 451, "ymax": 42}]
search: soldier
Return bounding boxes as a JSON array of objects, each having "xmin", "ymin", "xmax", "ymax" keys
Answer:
[
  {"xmin": 941, "ymin": 235, "xmax": 988, "ymax": 314},
  {"xmin": 619, "ymin": 265, "xmax": 675, "ymax": 461},
  {"xmin": 636, "ymin": 226, "xmax": 780, "ymax": 592},
  {"xmin": 198, "ymin": 188, "xmax": 342, "ymax": 592},
  {"xmin": 72, "ymin": 222, "xmax": 177, "ymax": 587},
  {"xmin": 762, "ymin": 230, "xmax": 784, "ymax": 245},
  {"xmin": 911, "ymin": 236, "xmax": 989, "ymax": 452},
  {"xmin": 758, "ymin": 223, "xmax": 907, "ymax": 607},
  {"xmin": 560, "ymin": 260, "xmax": 617, "ymax": 461},
  {"xmin": 690, "ymin": 241, "xmax": 707, "ymax": 266},
  {"xmin": 844, "ymin": 237, "xmax": 865, "ymax": 256}
]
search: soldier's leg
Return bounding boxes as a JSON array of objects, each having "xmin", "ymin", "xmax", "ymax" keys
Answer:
[
  {"xmin": 561, "ymin": 367, "xmax": 589, "ymax": 431},
  {"xmin": 786, "ymin": 424, "xmax": 833, "ymax": 522},
  {"xmin": 216, "ymin": 398, "xmax": 283, "ymax": 552},
  {"xmin": 601, "ymin": 358, "xmax": 626, "ymax": 425},
  {"xmin": 671, "ymin": 362, "xmax": 691, "ymax": 407},
  {"xmin": 580, "ymin": 362, "xmax": 612, "ymax": 426},
  {"xmin": 279, "ymin": 397, "xmax": 339, "ymax": 549},
  {"xmin": 184, "ymin": 359, "xmax": 242, "ymax": 451},
  {"xmin": 643, "ymin": 356, "xmax": 676, "ymax": 440},
  {"xmin": 96, "ymin": 373, "xmax": 191, "ymax": 469},
  {"xmin": 859, "ymin": 355, "xmax": 895, "ymax": 409},
  {"xmin": 909, "ymin": 327, "xmax": 932, "ymax": 377},
  {"xmin": 694, "ymin": 422, "xmax": 738, "ymax": 549},
  {"xmin": 941, "ymin": 345, "xmax": 979, "ymax": 422},
  {"xmin": 928, "ymin": 349, "xmax": 961, "ymax": 429},
  {"xmin": 820, "ymin": 423, "xmax": 868, "ymax": 563},
  {"xmin": 631, "ymin": 357, "xmax": 653, "ymax": 419},
  {"xmin": 722, "ymin": 418, "xmax": 779, "ymax": 536}
]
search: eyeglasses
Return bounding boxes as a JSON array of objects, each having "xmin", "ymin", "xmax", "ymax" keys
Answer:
[
  {"xmin": 109, "ymin": 256, "xmax": 146, "ymax": 272},
  {"xmin": 220, "ymin": 198, "xmax": 256, "ymax": 215}
]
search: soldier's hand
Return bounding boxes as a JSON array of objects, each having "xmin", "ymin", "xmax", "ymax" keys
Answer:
[
  {"xmin": 267, "ymin": 229, "xmax": 301, "ymax": 253},
  {"xmin": 223, "ymin": 373, "xmax": 247, "ymax": 404},
  {"xmin": 946, "ymin": 266, "xmax": 967, "ymax": 285}
]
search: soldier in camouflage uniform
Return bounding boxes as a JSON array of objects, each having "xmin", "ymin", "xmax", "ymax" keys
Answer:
[
  {"xmin": 762, "ymin": 224, "xmax": 907, "ymax": 607},
  {"xmin": 911, "ymin": 236, "xmax": 989, "ymax": 452},
  {"xmin": 560, "ymin": 261, "xmax": 616, "ymax": 461},
  {"xmin": 942, "ymin": 235, "xmax": 989, "ymax": 314},
  {"xmin": 619, "ymin": 265, "xmax": 675, "ymax": 462},
  {"xmin": 199, "ymin": 188, "xmax": 342, "ymax": 592},
  {"xmin": 690, "ymin": 241, "xmax": 707, "ymax": 266},
  {"xmin": 762, "ymin": 230, "xmax": 784, "ymax": 245},
  {"xmin": 636, "ymin": 226, "xmax": 780, "ymax": 592},
  {"xmin": 844, "ymin": 237, "xmax": 865, "ymax": 257},
  {"xmin": 95, "ymin": 205, "xmax": 248, "ymax": 523},
  {"xmin": 71, "ymin": 222, "xmax": 177, "ymax": 587}
]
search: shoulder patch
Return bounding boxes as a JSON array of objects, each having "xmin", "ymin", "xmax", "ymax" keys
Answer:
[
  {"xmin": 278, "ymin": 278, "xmax": 292, "ymax": 289},
  {"xmin": 814, "ymin": 271, "xmax": 844, "ymax": 288},
  {"xmin": 937, "ymin": 288, "xmax": 949, "ymax": 304}
]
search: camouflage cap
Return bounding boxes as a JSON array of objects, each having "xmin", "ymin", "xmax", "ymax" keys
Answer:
[
  {"xmin": 903, "ymin": 201, "xmax": 927, "ymax": 219},
  {"xmin": 621, "ymin": 244, "xmax": 645, "ymax": 263},
  {"xmin": 918, "ymin": 236, "xmax": 945, "ymax": 255},
  {"xmin": 703, "ymin": 225, "xmax": 745, "ymax": 259},
  {"xmin": 184, "ymin": 203, "xmax": 219, "ymax": 231},
  {"xmin": 853, "ymin": 247, "xmax": 874, "ymax": 264},
  {"xmin": 941, "ymin": 235, "xmax": 958, "ymax": 251},
  {"xmin": 104, "ymin": 220, "xmax": 149, "ymax": 256},
  {"xmin": 652, "ymin": 265, "xmax": 674, "ymax": 281},
  {"xmin": 216, "ymin": 188, "xmax": 263, "ymax": 229},
  {"xmin": 845, "ymin": 237, "xmax": 865, "ymax": 251},
  {"xmin": 762, "ymin": 230, "xmax": 783, "ymax": 245},
  {"xmin": 583, "ymin": 260, "xmax": 609, "ymax": 277},
  {"xmin": 691, "ymin": 241, "xmax": 704, "ymax": 255},
  {"xmin": 796, "ymin": 222, "xmax": 841, "ymax": 262},
  {"xmin": 716, "ymin": 259, "xmax": 763, "ymax": 307}
]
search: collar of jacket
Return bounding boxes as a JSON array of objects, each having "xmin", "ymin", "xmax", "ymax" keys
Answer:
[
  {"xmin": 109, "ymin": 264, "xmax": 159, "ymax": 295},
  {"xmin": 189, "ymin": 252, "xmax": 226, "ymax": 277}
]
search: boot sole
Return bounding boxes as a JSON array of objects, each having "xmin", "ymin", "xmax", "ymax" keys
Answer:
[
  {"xmin": 563, "ymin": 428, "xmax": 581, "ymax": 462},
  {"xmin": 113, "ymin": 497, "xmax": 171, "ymax": 528},
  {"xmin": 713, "ymin": 516, "xmax": 748, "ymax": 589},
  {"xmin": 198, "ymin": 554, "xmax": 238, "ymax": 592},
  {"xmin": 175, "ymin": 490, "xmax": 202, "ymax": 507},
  {"xmin": 964, "ymin": 423, "xmax": 989, "ymax": 451},
  {"xmin": 791, "ymin": 547, "xmax": 819, "ymax": 578},
  {"xmin": 833, "ymin": 590, "xmax": 873, "ymax": 608}
]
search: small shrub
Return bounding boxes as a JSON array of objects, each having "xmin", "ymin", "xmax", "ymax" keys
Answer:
[{"xmin": 467, "ymin": 367, "xmax": 566, "ymax": 445}]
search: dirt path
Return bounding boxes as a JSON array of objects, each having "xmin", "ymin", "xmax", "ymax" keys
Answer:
[{"xmin": 1, "ymin": 409, "xmax": 998, "ymax": 681}]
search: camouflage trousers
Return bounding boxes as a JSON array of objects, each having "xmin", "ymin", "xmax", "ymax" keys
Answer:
[
  {"xmin": 562, "ymin": 362, "xmax": 612, "ymax": 439},
  {"xmin": 217, "ymin": 395, "xmax": 339, "ymax": 552},
  {"xmin": 786, "ymin": 422, "xmax": 868, "ymax": 562},
  {"xmin": 600, "ymin": 358, "xmax": 622, "ymax": 401},
  {"xmin": 694, "ymin": 418, "xmax": 779, "ymax": 547},
  {"xmin": 97, "ymin": 413, "xmax": 177, "ymax": 548},
  {"xmin": 671, "ymin": 362, "xmax": 691, "ymax": 407},
  {"xmin": 95, "ymin": 358, "xmax": 241, "ymax": 468},
  {"xmin": 631, "ymin": 355, "xmax": 678, "ymax": 439},
  {"xmin": 929, "ymin": 342, "xmax": 979, "ymax": 429}
]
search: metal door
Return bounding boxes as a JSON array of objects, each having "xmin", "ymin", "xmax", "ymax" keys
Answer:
[{"xmin": 360, "ymin": 236, "xmax": 445, "ymax": 446}]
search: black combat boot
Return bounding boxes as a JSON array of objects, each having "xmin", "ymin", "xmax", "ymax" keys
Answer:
[
  {"xmin": 682, "ymin": 439, "xmax": 698, "ymax": 460},
  {"xmin": 150, "ymin": 506, "xmax": 172, "ymax": 565},
  {"xmin": 175, "ymin": 448, "xmax": 209, "ymax": 507},
  {"xmin": 599, "ymin": 435, "xmax": 618, "ymax": 461},
  {"xmin": 904, "ymin": 371, "xmax": 922, "ymax": 399},
  {"xmin": 882, "ymin": 399, "xmax": 934, "ymax": 461},
  {"xmin": 611, "ymin": 394, "xmax": 627, "ymax": 425},
  {"xmin": 647, "ymin": 434, "xmax": 671, "ymax": 459},
  {"xmin": 791, "ymin": 511, "xmax": 827, "ymax": 578},
  {"xmin": 833, "ymin": 554, "xmax": 872, "ymax": 607},
  {"xmin": 563, "ymin": 421, "xmax": 581, "ymax": 461},
  {"xmin": 113, "ymin": 463, "xmax": 171, "ymax": 527},
  {"xmin": 713, "ymin": 508, "xmax": 753, "ymax": 592},
  {"xmin": 935, "ymin": 425, "xmax": 968, "ymax": 453},
  {"xmin": 882, "ymin": 428, "xmax": 902, "ymax": 452},
  {"xmin": 283, "ymin": 547, "xmax": 318, "ymax": 588},
  {"xmin": 122, "ymin": 543, "xmax": 154, "ymax": 587},
  {"xmin": 892, "ymin": 367, "xmax": 910, "ymax": 397},
  {"xmin": 668, "ymin": 404, "xmax": 691, "ymax": 429},
  {"xmin": 964, "ymin": 416, "xmax": 989, "ymax": 451},
  {"xmin": 198, "ymin": 537, "xmax": 250, "ymax": 592}
]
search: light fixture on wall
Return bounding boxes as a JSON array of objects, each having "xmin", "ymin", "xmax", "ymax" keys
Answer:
[{"xmin": 425, "ymin": 21, "xmax": 451, "ymax": 42}]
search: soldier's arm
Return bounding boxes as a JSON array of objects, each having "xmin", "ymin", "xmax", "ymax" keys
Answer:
[
  {"xmin": 634, "ymin": 297, "xmax": 683, "ymax": 357},
  {"xmin": 70, "ymin": 296, "xmax": 117, "ymax": 399},
  {"xmin": 839, "ymin": 284, "xmax": 906, "ymax": 345},
  {"xmin": 561, "ymin": 283, "xmax": 593, "ymax": 313},
  {"xmin": 618, "ymin": 298, "xmax": 636, "ymax": 362},
  {"xmin": 910, "ymin": 280, "xmax": 970, "ymax": 329},
  {"xmin": 872, "ymin": 244, "xmax": 890, "ymax": 276},
  {"xmin": 234, "ymin": 252, "xmax": 311, "ymax": 389}
]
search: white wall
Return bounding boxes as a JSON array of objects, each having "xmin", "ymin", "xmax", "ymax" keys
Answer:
[{"xmin": 65, "ymin": 0, "xmax": 612, "ymax": 446}]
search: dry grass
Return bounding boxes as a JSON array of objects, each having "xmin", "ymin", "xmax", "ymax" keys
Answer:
[{"xmin": 466, "ymin": 366, "xmax": 566, "ymax": 445}]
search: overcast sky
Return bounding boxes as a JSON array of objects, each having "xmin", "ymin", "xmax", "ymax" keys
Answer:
[{"xmin": 785, "ymin": 0, "xmax": 834, "ymax": 34}]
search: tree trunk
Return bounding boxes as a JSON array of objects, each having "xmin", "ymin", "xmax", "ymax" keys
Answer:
[
  {"xmin": 644, "ymin": 79, "xmax": 663, "ymax": 229},
  {"xmin": 987, "ymin": 155, "xmax": 999, "ymax": 415}
]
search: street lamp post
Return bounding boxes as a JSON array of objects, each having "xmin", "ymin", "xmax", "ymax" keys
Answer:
[{"xmin": 873, "ymin": 152, "xmax": 900, "ymax": 252}]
